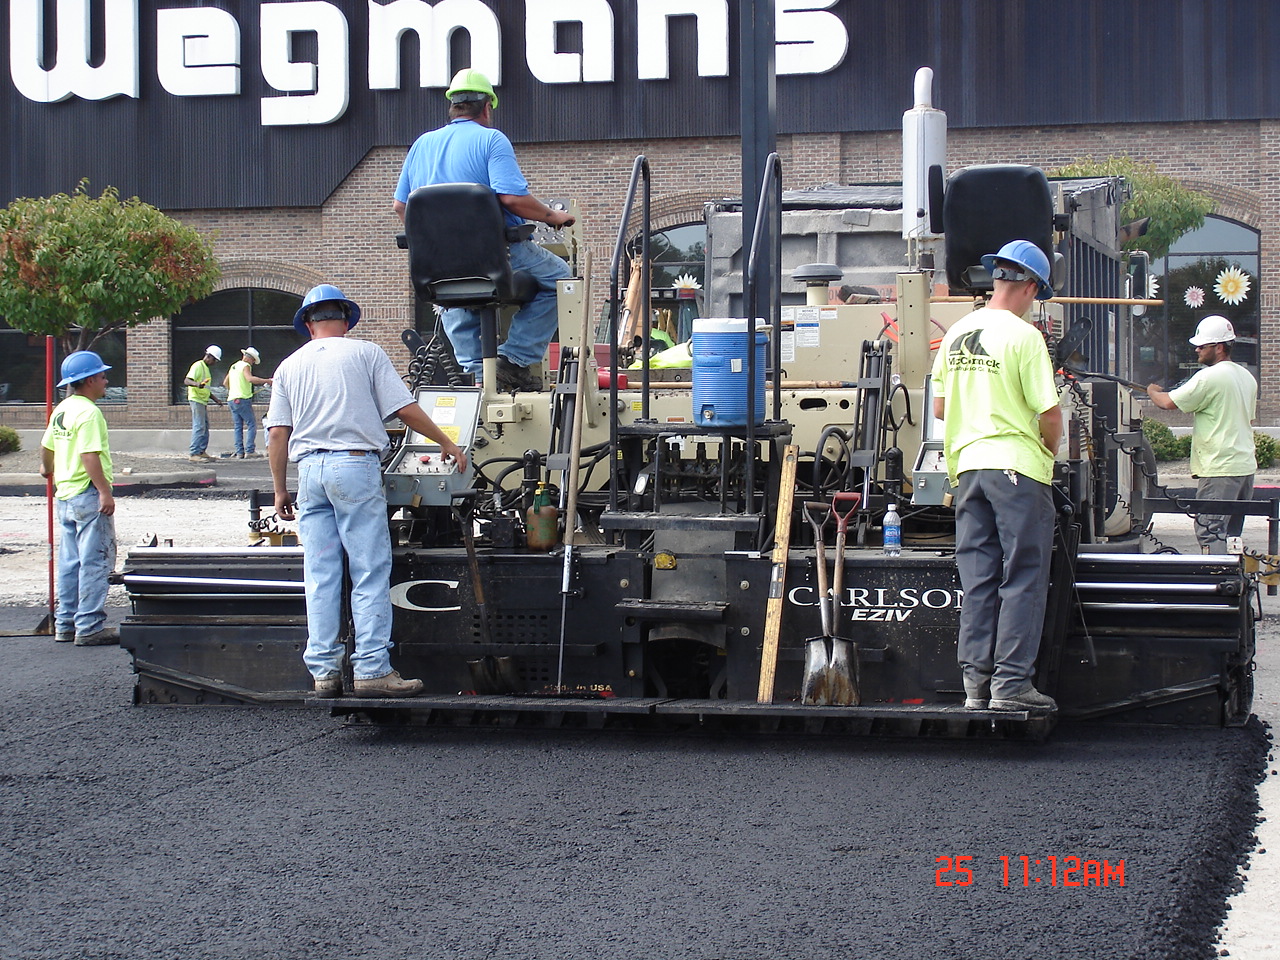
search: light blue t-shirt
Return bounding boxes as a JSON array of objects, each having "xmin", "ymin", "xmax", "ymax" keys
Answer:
[
  {"xmin": 264, "ymin": 337, "xmax": 416, "ymax": 461},
  {"xmin": 394, "ymin": 118, "xmax": 529, "ymax": 228}
]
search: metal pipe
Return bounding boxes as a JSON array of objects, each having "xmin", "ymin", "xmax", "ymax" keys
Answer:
[
  {"xmin": 742, "ymin": 151, "xmax": 782, "ymax": 514},
  {"xmin": 608, "ymin": 155, "xmax": 650, "ymax": 515},
  {"xmin": 1074, "ymin": 581, "xmax": 1237, "ymax": 595},
  {"xmin": 123, "ymin": 575, "xmax": 305, "ymax": 591}
]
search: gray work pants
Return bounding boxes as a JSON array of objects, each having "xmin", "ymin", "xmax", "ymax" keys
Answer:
[
  {"xmin": 955, "ymin": 469, "xmax": 1055, "ymax": 701},
  {"xmin": 1194, "ymin": 474, "xmax": 1254, "ymax": 554}
]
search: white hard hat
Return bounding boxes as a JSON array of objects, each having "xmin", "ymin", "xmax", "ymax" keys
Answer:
[
  {"xmin": 1188, "ymin": 315, "xmax": 1235, "ymax": 346},
  {"xmin": 205, "ymin": 344, "xmax": 223, "ymax": 361},
  {"xmin": 242, "ymin": 347, "xmax": 261, "ymax": 362}
]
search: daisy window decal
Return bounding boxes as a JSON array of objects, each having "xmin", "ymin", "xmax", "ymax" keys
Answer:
[
  {"xmin": 1214, "ymin": 266, "xmax": 1251, "ymax": 305},
  {"xmin": 1146, "ymin": 274, "xmax": 1160, "ymax": 299},
  {"xmin": 1184, "ymin": 286, "xmax": 1205, "ymax": 308}
]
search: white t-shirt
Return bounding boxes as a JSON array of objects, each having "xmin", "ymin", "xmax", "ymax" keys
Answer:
[{"xmin": 264, "ymin": 337, "xmax": 415, "ymax": 461}]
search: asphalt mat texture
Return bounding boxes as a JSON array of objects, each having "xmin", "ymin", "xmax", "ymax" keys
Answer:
[{"xmin": 0, "ymin": 624, "xmax": 1268, "ymax": 960}]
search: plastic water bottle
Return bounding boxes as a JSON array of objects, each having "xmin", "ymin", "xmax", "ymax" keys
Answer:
[{"xmin": 882, "ymin": 501, "xmax": 902, "ymax": 557}]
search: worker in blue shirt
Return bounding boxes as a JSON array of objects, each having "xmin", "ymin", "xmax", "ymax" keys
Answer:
[{"xmin": 393, "ymin": 69, "xmax": 575, "ymax": 392}]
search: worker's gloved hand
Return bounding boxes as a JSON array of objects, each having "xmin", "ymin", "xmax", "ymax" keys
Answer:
[{"xmin": 275, "ymin": 492, "xmax": 296, "ymax": 522}]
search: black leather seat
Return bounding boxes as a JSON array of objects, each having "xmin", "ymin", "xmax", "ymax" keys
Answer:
[{"xmin": 402, "ymin": 182, "xmax": 537, "ymax": 311}]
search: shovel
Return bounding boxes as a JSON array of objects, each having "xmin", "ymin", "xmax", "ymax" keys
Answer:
[
  {"xmin": 825, "ymin": 492, "xmax": 862, "ymax": 706},
  {"xmin": 800, "ymin": 494, "xmax": 861, "ymax": 706}
]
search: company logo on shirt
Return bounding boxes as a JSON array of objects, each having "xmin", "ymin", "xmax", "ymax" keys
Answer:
[
  {"xmin": 948, "ymin": 329, "xmax": 1001, "ymax": 371},
  {"xmin": 50, "ymin": 411, "xmax": 72, "ymax": 441}
]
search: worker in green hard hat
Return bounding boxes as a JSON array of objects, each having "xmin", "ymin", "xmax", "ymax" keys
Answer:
[{"xmin": 393, "ymin": 68, "xmax": 576, "ymax": 393}]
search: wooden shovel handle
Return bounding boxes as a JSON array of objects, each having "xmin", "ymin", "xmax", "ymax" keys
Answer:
[{"xmin": 757, "ymin": 445, "xmax": 800, "ymax": 704}]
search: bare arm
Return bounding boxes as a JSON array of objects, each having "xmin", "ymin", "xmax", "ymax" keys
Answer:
[
  {"xmin": 80, "ymin": 451, "xmax": 115, "ymax": 516},
  {"xmin": 497, "ymin": 193, "xmax": 575, "ymax": 228},
  {"xmin": 1039, "ymin": 405, "xmax": 1064, "ymax": 454},
  {"xmin": 1146, "ymin": 384, "xmax": 1179, "ymax": 411},
  {"xmin": 268, "ymin": 425, "xmax": 294, "ymax": 520},
  {"xmin": 393, "ymin": 199, "xmax": 407, "ymax": 223},
  {"xmin": 246, "ymin": 372, "xmax": 272, "ymax": 386},
  {"xmin": 933, "ymin": 397, "xmax": 945, "ymax": 420},
  {"xmin": 396, "ymin": 403, "xmax": 468, "ymax": 473},
  {"xmin": 40, "ymin": 446, "xmax": 54, "ymax": 478}
]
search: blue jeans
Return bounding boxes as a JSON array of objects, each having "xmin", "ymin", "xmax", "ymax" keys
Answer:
[
  {"xmin": 229, "ymin": 398, "xmax": 257, "ymax": 455},
  {"xmin": 954, "ymin": 469, "xmax": 1054, "ymax": 701},
  {"xmin": 441, "ymin": 239, "xmax": 571, "ymax": 376},
  {"xmin": 296, "ymin": 451, "xmax": 395, "ymax": 681},
  {"xmin": 54, "ymin": 487, "xmax": 117, "ymax": 637},
  {"xmin": 189, "ymin": 401, "xmax": 209, "ymax": 455}
]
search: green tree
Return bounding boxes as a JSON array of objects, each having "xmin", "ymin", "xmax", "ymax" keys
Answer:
[
  {"xmin": 1050, "ymin": 156, "xmax": 1214, "ymax": 261},
  {"xmin": 0, "ymin": 182, "xmax": 220, "ymax": 352}
]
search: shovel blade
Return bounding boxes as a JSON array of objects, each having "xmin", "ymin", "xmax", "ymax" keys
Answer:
[
  {"xmin": 825, "ymin": 637, "xmax": 860, "ymax": 706},
  {"xmin": 33, "ymin": 612, "xmax": 54, "ymax": 636},
  {"xmin": 801, "ymin": 637, "xmax": 831, "ymax": 705}
]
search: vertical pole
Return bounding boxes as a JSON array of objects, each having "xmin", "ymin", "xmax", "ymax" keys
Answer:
[
  {"xmin": 740, "ymin": 0, "xmax": 776, "ymax": 324},
  {"xmin": 46, "ymin": 336, "xmax": 55, "ymax": 624},
  {"xmin": 741, "ymin": 3, "xmax": 775, "ymax": 517}
]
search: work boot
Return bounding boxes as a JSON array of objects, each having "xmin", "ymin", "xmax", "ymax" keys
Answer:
[
  {"xmin": 989, "ymin": 686, "xmax": 1057, "ymax": 713},
  {"xmin": 495, "ymin": 356, "xmax": 543, "ymax": 393},
  {"xmin": 55, "ymin": 632, "xmax": 74, "ymax": 643},
  {"xmin": 963, "ymin": 679, "xmax": 991, "ymax": 710},
  {"xmin": 74, "ymin": 626, "xmax": 120, "ymax": 646},
  {"xmin": 352, "ymin": 670, "xmax": 424, "ymax": 698},
  {"xmin": 313, "ymin": 675, "xmax": 342, "ymax": 697}
]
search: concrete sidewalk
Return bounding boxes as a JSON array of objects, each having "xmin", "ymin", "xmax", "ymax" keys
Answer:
[{"xmin": 1, "ymin": 429, "xmax": 278, "ymax": 497}]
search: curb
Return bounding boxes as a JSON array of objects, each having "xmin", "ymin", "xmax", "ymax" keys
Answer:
[{"xmin": 0, "ymin": 471, "xmax": 217, "ymax": 498}]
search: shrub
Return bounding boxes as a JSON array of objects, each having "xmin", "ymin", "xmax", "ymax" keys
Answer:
[
  {"xmin": 0, "ymin": 424, "xmax": 19, "ymax": 454},
  {"xmin": 1255, "ymin": 432, "xmax": 1277, "ymax": 470},
  {"xmin": 1141, "ymin": 418, "xmax": 1191, "ymax": 461}
]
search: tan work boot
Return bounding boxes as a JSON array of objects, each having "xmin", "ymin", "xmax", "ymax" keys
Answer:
[
  {"xmin": 352, "ymin": 670, "xmax": 424, "ymax": 698},
  {"xmin": 313, "ymin": 675, "xmax": 342, "ymax": 697}
]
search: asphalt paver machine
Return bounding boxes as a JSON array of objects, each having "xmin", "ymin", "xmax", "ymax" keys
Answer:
[{"xmin": 121, "ymin": 79, "xmax": 1259, "ymax": 739}]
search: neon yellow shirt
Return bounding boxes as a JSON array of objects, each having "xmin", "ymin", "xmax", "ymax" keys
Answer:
[
  {"xmin": 930, "ymin": 307, "xmax": 1060, "ymax": 485},
  {"xmin": 41, "ymin": 394, "xmax": 113, "ymax": 500},
  {"xmin": 227, "ymin": 360, "xmax": 255, "ymax": 401},
  {"xmin": 1168, "ymin": 360, "xmax": 1257, "ymax": 477},
  {"xmin": 186, "ymin": 359, "xmax": 212, "ymax": 404}
]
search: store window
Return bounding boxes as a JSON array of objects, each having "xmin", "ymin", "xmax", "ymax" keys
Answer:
[
  {"xmin": 171, "ymin": 288, "xmax": 301, "ymax": 404},
  {"xmin": 0, "ymin": 321, "xmax": 127, "ymax": 404},
  {"xmin": 631, "ymin": 222, "xmax": 707, "ymax": 289},
  {"xmin": 1132, "ymin": 216, "xmax": 1260, "ymax": 387}
]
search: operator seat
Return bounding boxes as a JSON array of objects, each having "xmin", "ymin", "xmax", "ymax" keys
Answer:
[{"xmin": 400, "ymin": 182, "xmax": 538, "ymax": 384}]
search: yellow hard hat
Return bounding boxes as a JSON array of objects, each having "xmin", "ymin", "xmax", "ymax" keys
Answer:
[{"xmin": 445, "ymin": 69, "xmax": 497, "ymax": 109}]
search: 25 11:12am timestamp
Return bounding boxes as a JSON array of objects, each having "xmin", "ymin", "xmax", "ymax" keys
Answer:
[{"xmin": 935, "ymin": 855, "xmax": 1126, "ymax": 887}]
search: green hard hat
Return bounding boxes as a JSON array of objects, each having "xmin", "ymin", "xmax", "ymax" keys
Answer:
[{"xmin": 445, "ymin": 69, "xmax": 497, "ymax": 109}]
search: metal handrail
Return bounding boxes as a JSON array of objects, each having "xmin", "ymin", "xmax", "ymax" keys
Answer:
[
  {"xmin": 741, "ymin": 151, "xmax": 783, "ymax": 513},
  {"xmin": 608, "ymin": 155, "xmax": 651, "ymax": 513}
]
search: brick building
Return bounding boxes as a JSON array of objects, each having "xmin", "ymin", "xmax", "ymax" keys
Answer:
[{"xmin": 2, "ymin": 1, "xmax": 1276, "ymax": 428}]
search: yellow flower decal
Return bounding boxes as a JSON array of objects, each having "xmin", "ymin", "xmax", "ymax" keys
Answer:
[{"xmin": 1214, "ymin": 266, "xmax": 1251, "ymax": 305}]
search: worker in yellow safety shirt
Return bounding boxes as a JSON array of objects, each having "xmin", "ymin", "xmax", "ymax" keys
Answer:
[{"xmin": 222, "ymin": 346, "xmax": 273, "ymax": 459}]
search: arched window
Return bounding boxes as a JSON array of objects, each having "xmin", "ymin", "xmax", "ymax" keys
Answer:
[
  {"xmin": 630, "ymin": 222, "xmax": 707, "ymax": 288},
  {"xmin": 170, "ymin": 288, "xmax": 302, "ymax": 404},
  {"xmin": 1134, "ymin": 216, "xmax": 1260, "ymax": 386}
]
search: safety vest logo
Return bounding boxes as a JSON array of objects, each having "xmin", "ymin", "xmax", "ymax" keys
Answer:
[{"xmin": 948, "ymin": 329, "xmax": 1001, "ymax": 371}]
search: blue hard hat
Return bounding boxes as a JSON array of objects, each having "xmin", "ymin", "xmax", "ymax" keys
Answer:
[
  {"xmin": 293, "ymin": 284, "xmax": 362, "ymax": 336},
  {"xmin": 981, "ymin": 239, "xmax": 1054, "ymax": 300},
  {"xmin": 57, "ymin": 350, "xmax": 112, "ymax": 388}
]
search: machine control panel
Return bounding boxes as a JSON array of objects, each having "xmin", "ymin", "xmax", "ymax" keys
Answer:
[{"xmin": 384, "ymin": 387, "xmax": 481, "ymax": 507}]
